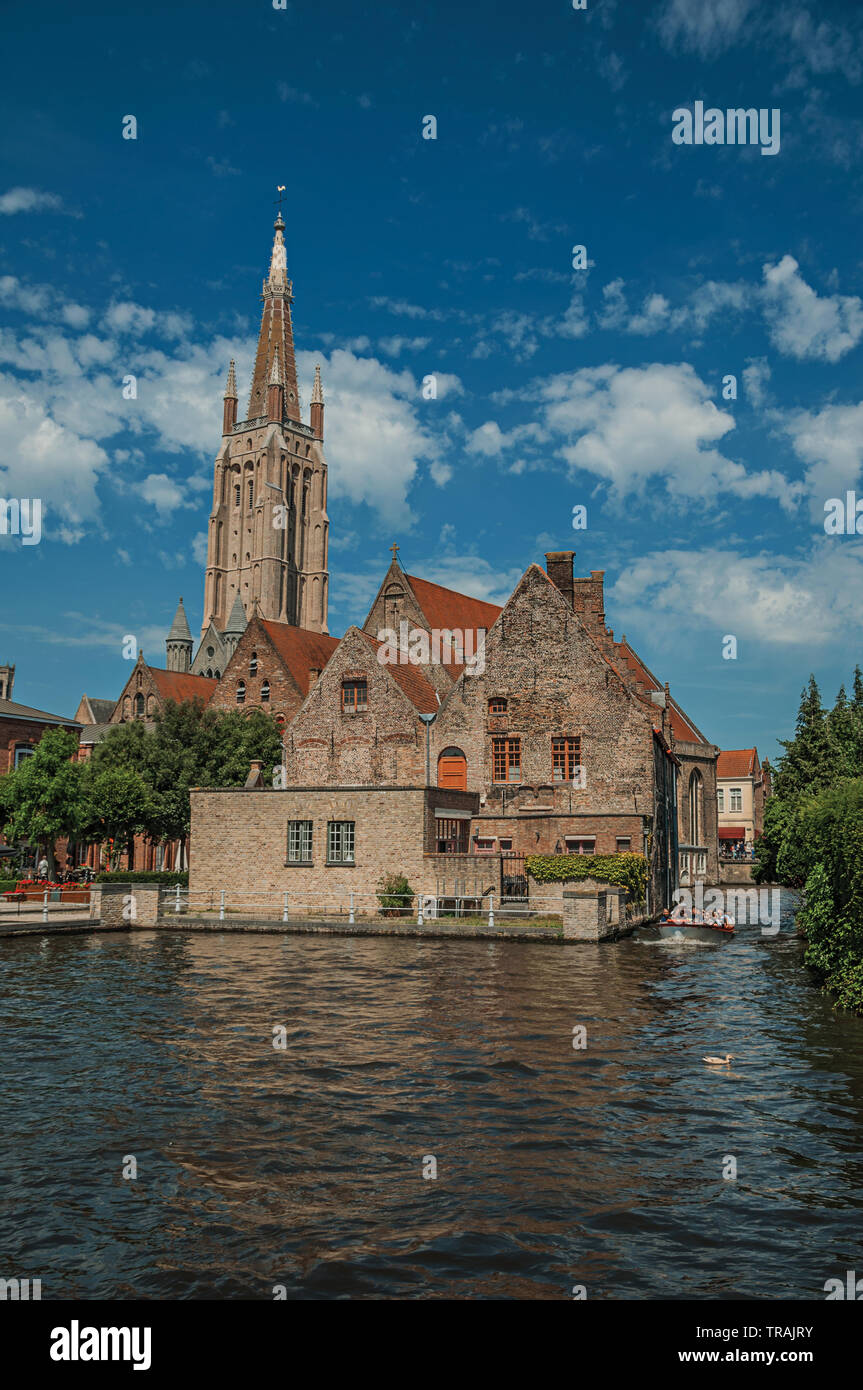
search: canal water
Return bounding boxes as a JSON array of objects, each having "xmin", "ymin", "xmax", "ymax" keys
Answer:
[{"xmin": 2, "ymin": 892, "xmax": 862, "ymax": 1300}]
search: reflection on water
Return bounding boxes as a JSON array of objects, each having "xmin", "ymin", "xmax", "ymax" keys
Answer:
[{"xmin": 2, "ymin": 891, "xmax": 862, "ymax": 1299}]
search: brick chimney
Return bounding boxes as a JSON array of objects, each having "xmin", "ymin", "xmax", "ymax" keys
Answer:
[
  {"xmin": 544, "ymin": 551, "xmax": 575, "ymax": 607},
  {"xmin": 308, "ymin": 666, "xmax": 322, "ymax": 689},
  {"xmin": 572, "ymin": 570, "xmax": 606, "ymax": 636},
  {"xmin": 244, "ymin": 760, "xmax": 264, "ymax": 789}
]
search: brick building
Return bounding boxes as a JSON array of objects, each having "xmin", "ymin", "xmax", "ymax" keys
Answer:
[
  {"xmin": 111, "ymin": 651, "xmax": 217, "ymax": 724},
  {"xmin": 717, "ymin": 748, "xmax": 772, "ymax": 852},
  {"xmin": 208, "ymin": 609, "xmax": 339, "ymax": 729},
  {"xmin": 192, "ymin": 550, "xmax": 719, "ymax": 913}
]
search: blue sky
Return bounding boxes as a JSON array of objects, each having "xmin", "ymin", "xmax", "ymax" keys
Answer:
[{"xmin": 1, "ymin": 0, "xmax": 862, "ymax": 761}]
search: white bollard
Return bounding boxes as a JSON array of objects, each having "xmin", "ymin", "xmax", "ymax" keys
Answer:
[
  {"xmin": 174, "ymin": 883, "xmax": 181, "ymax": 914},
  {"xmin": 417, "ymin": 894, "xmax": 424, "ymax": 926},
  {"xmin": 219, "ymin": 889, "xmax": 226, "ymax": 922},
  {"xmin": 349, "ymin": 891, "xmax": 355, "ymax": 925},
  {"xmin": 42, "ymin": 888, "xmax": 49, "ymax": 923},
  {"xmin": 282, "ymin": 892, "xmax": 289, "ymax": 923},
  {"xmin": 488, "ymin": 890, "xmax": 495, "ymax": 929}
]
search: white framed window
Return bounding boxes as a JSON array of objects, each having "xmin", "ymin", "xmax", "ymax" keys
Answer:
[
  {"xmin": 13, "ymin": 744, "xmax": 34, "ymax": 768},
  {"xmin": 730, "ymin": 788, "xmax": 742, "ymax": 812},
  {"xmin": 287, "ymin": 820, "xmax": 313, "ymax": 863},
  {"xmin": 327, "ymin": 821, "xmax": 355, "ymax": 864},
  {"xmin": 717, "ymin": 788, "xmax": 725, "ymax": 812},
  {"xmin": 616, "ymin": 837, "xmax": 631, "ymax": 852}
]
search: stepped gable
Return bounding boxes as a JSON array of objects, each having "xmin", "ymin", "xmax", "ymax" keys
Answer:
[
  {"xmin": 259, "ymin": 620, "xmax": 339, "ymax": 696},
  {"xmin": 358, "ymin": 631, "xmax": 440, "ymax": 714}
]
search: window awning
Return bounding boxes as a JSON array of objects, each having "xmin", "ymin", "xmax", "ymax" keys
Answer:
[
  {"xmin": 435, "ymin": 808, "xmax": 472, "ymax": 820},
  {"xmin": 718, "ymin": 827, "xmax": 746, "ymax": 838}
]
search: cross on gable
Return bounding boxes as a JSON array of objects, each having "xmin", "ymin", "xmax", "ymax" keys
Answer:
[{"xmin": 390, "ymin": 543, "xmax": 400, "ymax": 562}]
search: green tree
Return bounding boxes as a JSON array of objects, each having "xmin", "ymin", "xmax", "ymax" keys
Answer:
[
  {"xmin": 773, "ymin": 675, "xmax": 835, "ymax": 799},
  {"xmin": 80, "ymin": 763, "xmax": 154, "ymax": 870},
  {"xmin": 0, "ymin": 728, "xmax": 84, "ymax": 877}
]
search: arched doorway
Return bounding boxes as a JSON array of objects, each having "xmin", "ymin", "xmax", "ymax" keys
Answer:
[{"xmin": 437, "ymin": 747, "xmax": 467, "ymax": 790}]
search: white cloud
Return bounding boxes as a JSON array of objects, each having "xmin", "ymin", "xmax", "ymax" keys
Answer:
[
  {"xmin": 781, "ymin": 401, "xmax": 863, "ymax": 512},
  {"xmin": 760, "ymin": 255, "xmax": 863, "ymax": 362},
  {"xmin": 742, "ymin": 357, "xmax": 771, "ymax": 408},
  {"xmin": 0, "ymin": 187, "xmax": 64, "ymax": 215},
  {"xmin": 297, "ymin": 349, "xmax": 439, "ymax": 526},
  {"xmin": 378, "ymin": 335, "xmax": 430, "ymax": 356},
  {"xmin": 612, "ymin": 542, "xmax": 863, "ymax": 647},
  {"xmin": 134, "ymin": 472, "xmax": 197, "ymax": 520},
  {"xmin": 538, "ymin": 362, "xmax": 800, "ymax": 510},
  {"xmin": 657, "ymin": 0, "xmax": 754, "ymax": 58},
  {"xmin": 0, "ymin": 374, "xmax": 108, "ymax": 537}
]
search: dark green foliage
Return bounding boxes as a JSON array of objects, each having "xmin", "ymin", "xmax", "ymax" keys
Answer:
[
  {"xmin": 376, "ymin": 872, "xmax": 415, "ymax": 916},
  {"xmin": 526, "ymin": 852, "xmax": 647, "ymax": 905},
  {"xmin": 766, "ymin": 668, "xmax": 863, "ymax": 1013}
]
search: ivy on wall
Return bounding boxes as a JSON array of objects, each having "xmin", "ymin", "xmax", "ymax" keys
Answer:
[{"xmin": 525, "ymin": 853, "xmax": 648, "ymax": 905}]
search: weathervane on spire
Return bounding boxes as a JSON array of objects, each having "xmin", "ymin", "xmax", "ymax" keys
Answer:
[{"xmin": 274, "ymin": 184, "xmax": 286, "ymax": 216}]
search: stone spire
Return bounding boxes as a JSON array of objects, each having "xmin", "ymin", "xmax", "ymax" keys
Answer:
[
  {"xmin": 224, "ymin": 591, "xmax": 247, "ymax": 634},
  {"xmin": 166, "ymin": 598, "xmax": 193, "ymax": 673},
  {"xmin": 310, "ymin": 363, "xmax": 324, "ymax": 440},
  {"xmin": 246, "ymin": 213, "xmax": 300, "ymax": 424},
  {"xmin": 222, "ymin": 358, "xmax": 238, "ymax": 435}
]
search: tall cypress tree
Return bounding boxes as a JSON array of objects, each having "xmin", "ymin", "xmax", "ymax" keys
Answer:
[{"xmin": 774, "ymin": 675, "xmax": 834, "ymax": 798}]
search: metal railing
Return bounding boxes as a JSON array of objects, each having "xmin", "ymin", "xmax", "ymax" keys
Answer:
[{"xmin": 158, "ymin": 885, "xmax": 570, "ymax": 927}]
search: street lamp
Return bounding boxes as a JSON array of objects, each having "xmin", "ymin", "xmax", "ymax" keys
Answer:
[{"xmin": 419, "ymin": 711, "xmax": 436, "ymax": 785}]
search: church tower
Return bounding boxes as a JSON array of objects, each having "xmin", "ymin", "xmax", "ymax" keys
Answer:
[
  {"xmin": 166, "ymin": 598, "xmax": 193, "ymax": 672},
  {"xmin": 202, "ymin": 211, "xmax": 330, "ymax": 636}
]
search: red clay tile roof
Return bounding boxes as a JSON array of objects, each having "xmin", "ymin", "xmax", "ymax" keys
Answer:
[
  {"xmin": 614, "ymin": 639, "xmax": 706, "ymax": 743},
  {"xmin": 360, "ymin": 631, "xmax": 440, "ymax": 714},
  {"xmin": 148, "ymin": 669, "xmax": 218, "ymax": 703},
  {"xmin": 404, "ymin": 573, "xmax": 502, "ymax": 636},
  {"xmin": 717, "ymin": 748, "xmax": 758, "ymax": 779},
  {"xmin": 260, "ymin": 621, "xmax": 340, "ymax": 695}
]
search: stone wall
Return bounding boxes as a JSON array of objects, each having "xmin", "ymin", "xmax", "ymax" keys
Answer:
[
  {"xmin": 89, "ymin": 882, "xmax": 160, "ymax": 926},
  {"xmin": 189, "ymin": 785, "xmax": 477, "ymax": 912}
]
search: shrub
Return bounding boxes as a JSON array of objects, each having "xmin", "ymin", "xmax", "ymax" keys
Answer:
[
  {"xmin": 95, "ymin": 870, "xmax": 189, "ymax": 884},
  {"xmin": 0, "ymin": 878, "xmax": 17, "ymax": 893},
  {"xmin": 525, "ymin": 852, "xmax": 648, "ymax": 905},
  {"xmin": 376, "ymin": 872, "xmax": 415, "ymax": 917}
]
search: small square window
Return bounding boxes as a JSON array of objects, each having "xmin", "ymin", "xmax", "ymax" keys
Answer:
[
  {"xmin": 488, "ymin": 697, "xmax": 507, "ymax": 715},
  {"xmin": 342, "ymin": 679, "xmax": 367, "ymax": 713},
  {"xmin": 616, "ymin": 838, "xmax": 631, "ymax": 852}
]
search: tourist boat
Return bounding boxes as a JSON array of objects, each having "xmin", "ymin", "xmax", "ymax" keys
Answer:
[{"xmin": 657, "ymin": 915, "xmax": 735, "ymax": 944}]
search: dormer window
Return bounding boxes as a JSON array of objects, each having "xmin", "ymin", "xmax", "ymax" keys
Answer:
[
  {"xmin": 488, "ymin": 697, "xmax": 507, "ymax": 715},
  {"xmin": 236, "ymin": 681, "xmax": 246, "ymax": 704},
  {"xmin": 342, "ymin": 679, "xmax": 367, "ymax": 713}
]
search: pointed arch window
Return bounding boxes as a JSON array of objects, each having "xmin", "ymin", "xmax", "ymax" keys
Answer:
[{"xmin": 134, "ymin": 693, "xmax": 145, "ymax": 717}]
